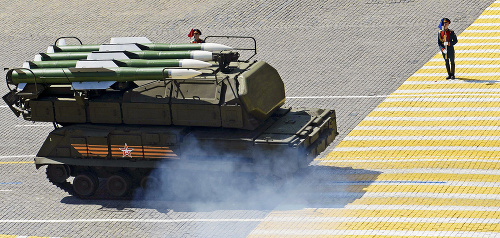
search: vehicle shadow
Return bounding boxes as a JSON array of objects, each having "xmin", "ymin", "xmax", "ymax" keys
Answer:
[{"xmin": 60, "ymin": 165, "xmax": 381, "ymax": 213}]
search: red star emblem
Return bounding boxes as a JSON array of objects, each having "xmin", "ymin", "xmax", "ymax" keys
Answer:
[{"xmin": 119, "ymin": 143, "xmax": 134, "ymax": 158}]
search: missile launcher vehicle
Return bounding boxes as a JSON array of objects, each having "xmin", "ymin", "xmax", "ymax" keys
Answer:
[{"xmin": 3, "ymin": 36, "xmax": 338, "ymax": 198}]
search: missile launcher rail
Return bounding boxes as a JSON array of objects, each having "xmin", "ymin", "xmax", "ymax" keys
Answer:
[{"xmin": 3, "ymin": 36, "xmax": 338, "ymax": 198}]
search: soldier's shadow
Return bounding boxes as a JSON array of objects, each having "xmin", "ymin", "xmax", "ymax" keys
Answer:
[
  {"xmin": 60, "ymin": 165, "xmax": 381, "ymax": 212},
  {"xmin": 456, "ymin": 77, "xmax": 500, "ymax": 84}
]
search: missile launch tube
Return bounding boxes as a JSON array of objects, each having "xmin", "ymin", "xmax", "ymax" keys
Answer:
[
  {"xmin": 8, "ymin": 67, "xmax": 202, "ymax": 84},
  {"xmin": 49, "ymin": 43, "xmax": 232, "ymax": 53},
  {"xmin": 37, "ymin": 50, "xmax": 213, "ymax": 61},
  {"xmin": 26, "ymin": 59, "xmax": 212, "ymax": 69}
]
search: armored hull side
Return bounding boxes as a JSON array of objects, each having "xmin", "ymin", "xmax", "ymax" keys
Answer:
[{"xmin": 36, "ymin": 107, "xmax": 336, "ymax": 197}]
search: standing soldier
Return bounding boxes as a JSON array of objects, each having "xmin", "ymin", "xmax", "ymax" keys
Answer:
[
  {"xmin": 188, "ymin": 29, "xmax": 205, "ymax": 43},
  {"xmin": 438, "ymin": 18, "xmax": 458, "ymax": 79}
]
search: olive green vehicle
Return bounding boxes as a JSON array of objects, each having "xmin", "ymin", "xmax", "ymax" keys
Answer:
[{"xmin": 3, "ymin": 37, "xmax": 337, "ymax": 198}]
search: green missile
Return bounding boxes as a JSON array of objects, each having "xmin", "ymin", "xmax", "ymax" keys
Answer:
[
  {"xmin": 47, "ymin": 43, "xmax": 232, "ymax": 53},
  {"xmin": 23, "ymin": 60, "xmax": 78, "ymax": 69},
  {"xmin": 35, "ymin": 50, "xmax": 213, "ymax": 61},
  {"xmin": 24, "ymin": 59, "xmax": 212, "ymax": 69},
  {"xmin": 8, "ymin": 67, "xmax": 202, "ymax": 84}
]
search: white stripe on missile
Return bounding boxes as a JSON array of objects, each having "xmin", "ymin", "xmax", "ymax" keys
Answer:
[
  {"xmin": 200, "ymin": 43, "xmax": 233, "ymax": 52},
  {"xmin": 190, "ymin": 50, "xmax": 213, "ymax": 61},
  {"xmin": 167, "ymin": 69, "xmax": 202, "ymax": 79},
  {"xmin": 178, "ymin": 59, "xmax": 211, "ymax": 68}
]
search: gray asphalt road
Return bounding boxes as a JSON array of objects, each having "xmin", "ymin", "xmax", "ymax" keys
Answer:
[{"xmin": 0, "ymin": 0, "xmax": 494, "ymax": 237}]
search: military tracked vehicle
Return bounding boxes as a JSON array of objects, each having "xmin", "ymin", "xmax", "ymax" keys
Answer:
[{"xmin": 3, "ymin": 36, "xmax": 337, "ymax": 198}]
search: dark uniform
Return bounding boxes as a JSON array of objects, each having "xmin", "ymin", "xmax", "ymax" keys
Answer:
[
  {"xmin": 191, "ymin": 29, "xmax": 205, "ymax": 43},
  {"xmin": 438, "ymin": 19, "xmax": 458, "ymax": 79},
  {"xmin": 191, "ymin": 38, "xmax": 205, "ymax": 43}
]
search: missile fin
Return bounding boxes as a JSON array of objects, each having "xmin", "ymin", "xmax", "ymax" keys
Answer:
[
  {"xmin": 17, "ymin": 83, "xmax": 27, "ymax": 91},
  {"xmin": 76, "ymin": 60, "xmax": 119, "ymax": 68},
  {"xmin": 99, "ymin": 44, "xmax": 142, "ymax": 52},
  {"xmin": 110, "ymin": 37, "xmax": 152, "ymax": 44},
  {"xmin": 87, "ymin": 52, "xmax": 130, "ymax": 60}
]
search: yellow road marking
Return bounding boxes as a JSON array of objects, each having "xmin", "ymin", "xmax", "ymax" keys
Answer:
[
  {"xmin": 318, "ymin": 161, "xmax": 500, "ymax": 170},
  {"xmin": 0, "ymin": 162, "xmax": 33, "ymax": 164},
  {"xmin": 254, "ymin": 221, "xmax": 500, "ymax": 231},
  {"xmin": 349, "ymin": 197, "xmax": 500, "ymax": 206},
  {"xmin": 337, "ymin": 139, "xmax": 500, "ymax": 148},
  {"xmin": 348, "ymin": 129, "xmax": 500, "ymax": 137},
  {"xmin": 368, "ymin": 110, "xmax": 500, "ymax": 117}
]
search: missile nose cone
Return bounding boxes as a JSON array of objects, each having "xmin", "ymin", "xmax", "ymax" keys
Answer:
[
  {"xmin": 168, "ymin": 69, "xmax": 202, "ymax": 79},
  {"xmin": 190, "ymin": 50, "xmax": 213, "ymax": 61},
  {"xmin": 178, "ymin": 59, "xmax": 212, "ymax": 68},
  {"xmin": 200, "ymin": 43, "xmax": 233, "ymax": 52}
]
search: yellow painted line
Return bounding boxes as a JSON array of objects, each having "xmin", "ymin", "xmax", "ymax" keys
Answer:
[
  {"xmin": 318, "ymin": 161, "xmax": 500, "ymax": 170},
  {"xmin": 423, "ymin": 60, "xmax": 500, "ymax": 66},
  {"xmin": 460, "ymin": 31, "xmax": 500, "ymax": 37},
  {"xmin": 349, "ymin": 197, "xmax": 500, "ymax": 206},
  {"xmin": 320, "ymin": 155, "xmax": 500, "ymax": 162},
  {"xmin": 390, "ymin": 92, "xmax": 500, "ymax": 96},
  {"xmin": 325, "ymin": 149, "xmax": 500, "ymax": 159},
  {"xmin": 314, "ymin": 184, "xmax": 500, "ymax": 195},
  {"xmin": 254, "ymin": 221, "xmax": 500, "ymax": 231},
  {"xmin": 417, "ymin": 67, "xmax": 500, "ymax": 73},
  {"xmin": 348, "ymin": 129, "xmax": 500, "ymax": 137},
  {"xmin": 0, "ymin": 162, "xmax": 33, "ymax": 164},
  {"xmin": 432, "ymin": 52, "xmax": 500, "ymax": 58},
  {"xmin": 0, "ymin": 235, "xmax": 16, "ymax": 238},
  {"xmin": 468, "ymin": 25, "xmax": 500, "ymax": 30},
  {"xmin": 262, "ymin": 209, "xmax": 500, "ymax": 219},
  {"xmin": 470, "ymin": 17, "xmax": 500, "ymax": 23},
  {"xmin": 309, "ymin": 173, "xmax": 500, "ymax": 183},
  {"xmin": 397, "ymin": 83, "xmax": 500, "ymax": 89},
  {"xmin": 358, "ymin": 119, "xmax": 500, "ymax": 126},
  {"xmin": 455, "ymin": 44, "xmax": 500, "ymax": 49},
  {"xmin": 453, "ymin": 38, "xmax": 500, "ymax": 43},
  {"xmin": 378, "ymin": 101, "xmax": 500, "ymax": 108},
  {"xmin": 406, "ymin": 75, "xmax": 500, "ymax": 81},
  {"xmin": 368, "ymin": 110, "xmax": 500, "ymax": 117},
  {"xmin": 337, "ymin": 139, "xmax": 500, "ymax": 148},
  {"xmin": 323, "ymin": 154, "xmax": 500, "ymax": 161},
  {"xmin": 480, "ymin": 9, "xmax": 500, "ymax": 15}
]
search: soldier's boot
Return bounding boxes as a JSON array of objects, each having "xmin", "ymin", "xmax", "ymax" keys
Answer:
[
  {"xmin": 445, "ymin": 63, "xmax": 452, "ymax": 79},
  {"xmin": 451, "ymin": 64, "xmax": 455, "ymax": 79}
]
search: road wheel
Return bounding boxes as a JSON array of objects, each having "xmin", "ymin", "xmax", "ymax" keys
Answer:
[
  {"xmin": 46, "ymin": 165, "xmax": 70, "ymax": 183},
  {"xmin": 73, "ymin": 172, "xmax": 99, "ymax": 197},
  {"xmin": 140, "ymin": 175, "xmax": 160, "ymax": 190},
  {"xmin": 106, "ymin": 172, "xmax": 132, "ymax": 197}
]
